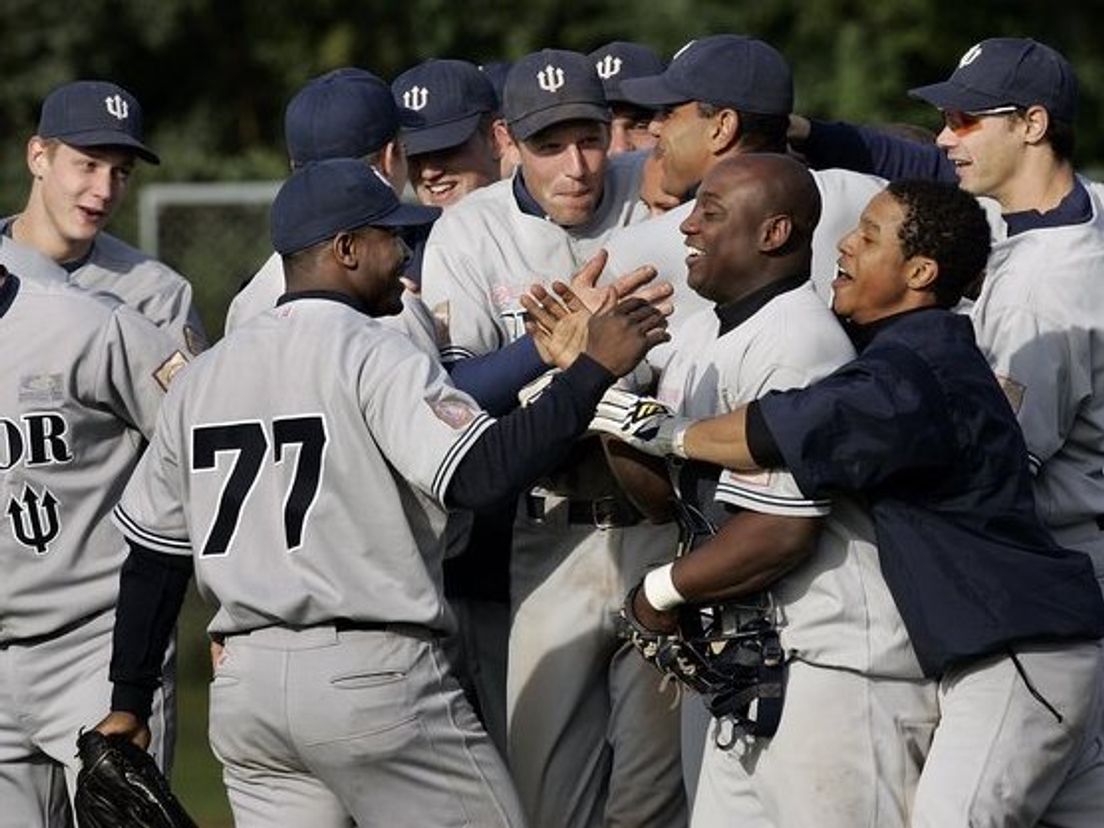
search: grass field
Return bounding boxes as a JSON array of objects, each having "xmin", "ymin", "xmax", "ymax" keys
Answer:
[{"xmin": 172, "ymin": 587, "xmax": 233, "ymax": 827}]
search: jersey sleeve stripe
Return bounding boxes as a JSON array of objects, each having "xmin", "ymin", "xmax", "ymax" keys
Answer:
[
  {"xmin": 439, "ymin": 345, "xmax": 478, "ymax": 363},
  {"xmin": 1027, "ymin": 453, "xmax": 1042, "ymax": 476},
  {"xmin": 112, "ymin": 504, "xmax": 193, "ymax": 554},
  {"xmin": 715, "ymin": 481, "xmax": 832, "ymax": 517},
  {"xmin": 430, "ymin": 412, "xmax": 495, "ymax": 503}
]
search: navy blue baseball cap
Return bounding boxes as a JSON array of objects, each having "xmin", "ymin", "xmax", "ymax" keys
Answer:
[
  {"xmin": 393, "ymin": 60, "xmax": 499, "ymax": 157},
  {"xmin": 271, "ymin": 159, "xmax": 439, "ymax": 256},
  {"xmin": 909, "ymin": 38, "xmax": 1078, "ymax": 123},
  {"xmin": 588, "ymin": 42, "xmax": 665, "ymax": 104},
  {"xmin": 37, "ymin": 81, "xmax": 159, "ymax": 164},
  {"xmin": 285, "ymin": 69, "xmax": 415, "ymax": 167},
  {"xmin": 479, "ymin": 61, "xmax": 513, "ymax": 104},
  {"xmin": 503, "ymin": 49, "xmax": 610, "ymax": 141},
  {"xmin": 620, "ymin": 35, "xmax": 793, "ymax": 116}
]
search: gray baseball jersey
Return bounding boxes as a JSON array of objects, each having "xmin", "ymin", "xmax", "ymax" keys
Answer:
[
  {"xmin": 657, "ymin": 282, "xmax": 922, "ymax": 678},
  {"xmin": 970, "ymin": 181, "xmax": 1104, "ymax": 563},
  {"xmin": 71, "ymin": 231, "xmax": 208, "ymax": 356},
  {"xmin": 420, "ymin": 154, "xmax": 648, "ymax": 363},
  {"xmin": 602, "ymin": 168, "xmax": 886, "ymax": 368},
  {"xmin": 0, "ymin": 235, "xmax": 67, "ymax": 287},
  {"xmin": 112, "ymin": 295, "xmax": 493, "ymax": 636},
  {"xmin": 1, "ymin": 275, "xmax": 183, "ymax": 643}
]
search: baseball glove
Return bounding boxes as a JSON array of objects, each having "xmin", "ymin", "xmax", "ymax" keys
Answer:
[{"xmin": 74, "ymin": 730, "xmax": 197, "ymax": 828}]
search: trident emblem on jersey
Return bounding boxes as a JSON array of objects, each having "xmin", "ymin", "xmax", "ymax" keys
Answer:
[
  {"xmin": 104, "ymin": 94, "xmax": 129, "ymax": 121},
  {"xmin": 403, "ymin": 85, "xmax": 429, "ymax": 111},
  {"xmin": 7, "ymin": 484, "xmax": 61, "ymax": 555},
  {"xmin": 595, "ymin": 55, "xmax": 622, "ymax": 79},
  {"xmin": 537, "ymin": 65, "xmax": 565, "ymax": 93}
]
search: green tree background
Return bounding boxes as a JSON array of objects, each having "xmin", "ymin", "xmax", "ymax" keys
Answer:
[{"xmin": 4, "ymin": 3, "xmax": 1101, "ymax": 824}]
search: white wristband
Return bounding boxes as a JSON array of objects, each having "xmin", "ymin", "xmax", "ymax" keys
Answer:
[
  {"xmin": 670, "ymin": 421, "xmax": 688, "ymax": 459},
  {"xmin": 643, "ymin": 563, "xmax": 685, "ymax": 611}
]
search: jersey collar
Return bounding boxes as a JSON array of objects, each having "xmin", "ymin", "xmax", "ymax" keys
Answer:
[
  {"xmin": 1004, "ymin": 178, "xmax": 1091, "ymax": 237},
  {"xmin": 276, "ymin": 290, "xmax": 372, "ymax": 316},
  {"xmin": 714, "ymin": 273, "xmax": 808, "ymax": 336}
]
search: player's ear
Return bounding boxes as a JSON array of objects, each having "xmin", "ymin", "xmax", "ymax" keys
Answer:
[
  {"xmin": 759, "ymin": 213, "xmax": 792, "ymax": 252},
  {"xmin": 905, "ymin": 255, "xmax": 938, "ymax": 292},
  {"xmin": 1021, "ymin": 105, "xmax": 1050, "ymax": 146},
  {"xmin": 27, "ymin": 136, "xmax": 51, "ymax": 178},
  {"xmin": 380, "ymin": 140, "xmax": 408, "ymax": 193},
  {"xmin": 711, "ymin": 109, "xmax": 739, "ymax": 153},
  {"xmin": 331, "ymin": 231, "xmax": 359, "ymax": 268}
]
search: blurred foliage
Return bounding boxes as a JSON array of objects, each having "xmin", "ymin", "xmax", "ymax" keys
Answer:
[{"xmin": 2, "ymin": 0, "xmax": 1102, "ymax": 332}]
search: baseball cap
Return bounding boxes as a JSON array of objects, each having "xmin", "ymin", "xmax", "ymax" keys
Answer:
[
  {"xmin": 393, "ymin": 60, "xmax": 499, "ymax": 157},
  {"xmin": 503, "ymin": 49, "xmax": 610, "ymax": 141},
  {"xmin": 588, "ymin": 42, "xmax": 665, "ymax": 104},
  {"xmin": 285, "ymin": 68, "xmax": 414, "ymax": 166},
  {"xmin": 909, "ymin": 38, "xmax": 1078, "ymax": 123},
  {"xmin": 271, "ymin": 159, "xmax": 439, "ymax": 256},
  {"xmin": 479, "ymin": 61, "xmax": 513, "ymax": 103},
  {"xmin": 37, "ymin": 81, "xmax": 159, "ymax": 165},
  {"xmin": 619, "ymin": 35, "xmax": 793, "ymax": 116}
]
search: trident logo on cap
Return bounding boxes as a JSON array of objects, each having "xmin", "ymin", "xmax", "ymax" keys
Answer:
[
  {"xmin": 403, "ymin": 86, "xmax": 429, "ymax": 111},
  {"xmin": 595, "ymin": 55, "xmax": 622, "ymax": 79},
  {"xmin": 959, "ymin": 44, "xmax": 983, "ymax": 68},
  {"xmin": 537, "ymin": 65, "xmax": 565, "ymax": 93},
  {"xmin": 104, "ymin": 94, "xmax": 129, "ymax": 121}
]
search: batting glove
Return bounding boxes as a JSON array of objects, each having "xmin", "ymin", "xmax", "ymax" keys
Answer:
[{"xmin": 589, "ymin": 388, "xmax": 691, "ymax": 458}]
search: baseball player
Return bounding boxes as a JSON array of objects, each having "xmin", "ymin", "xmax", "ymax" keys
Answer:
[
  {"xmin": 602, "ymin": 178, "xmax": 1104, "ymax": 827},
  {"xmin": 588, "ymin": 41, "xmax": 665, "ymax": 156},
  {"xmin": 626, "ymin": 156, "xmax": 936, "ymax": 826},
  {"xmin": 7, "ymin": 80, "xmax": 207, "ymax": 357},
  {"xmin": 0, "ymin": 259, "xmax": 187, "ymax": 828},
  {"xmin": 91, "ymin": 158, "xmax": 666, "ymax": 827},
  {"xmin": 599, "ymin": 35, "xmax": 886, "ymax": 369},
  {"xmin": 420, "ymin": 49, "xmax": 686, "ymax": 828},
  {"xmin": 224, "ymin": 68, "xmax": 409, "ymax": 335},
  {"xmin": 393, "ymin": 58, "xmax": 504, "ymax": 209},
  {"xmin": 789, "ymin": 38, "xmax": 1104, "ymax": 585}
]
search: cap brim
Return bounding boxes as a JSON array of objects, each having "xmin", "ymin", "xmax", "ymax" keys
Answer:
[
  {"xmin": 907, "ymin": 80, "xmax": 1009, "ymax": 113},
  {"xmin": 618, "ymin": 75, "xmax": 691, "ymax": 109},
  {"xmin": 59, "ymin": 130, "xmax": 160, "ymax": 165},
  {"xmin": 371, "ymin": 201, "xmax": 441, "ymax": 229},
  {"xmin": 401, "ymin": 112, "xmax": 483, "ymax": 157},
  {"xmin": 509, "ymin": 102, "xmax": 611, "ymax": 141}
]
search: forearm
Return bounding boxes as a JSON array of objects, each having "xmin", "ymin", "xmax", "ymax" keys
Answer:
[
  {"xmin": 682, "ymin": 406, "xmax": 758, "ymax": 470},
  {"xmin": 447, "ymin": 335, "xmax": 547, "ymax": 416},
  {"xmin": 669, "ymin": 512, "xmax": 819, "ymax": 603},
  {"xmin": 446, "ymin": 354, "xmax": 614, "ymax": 510},
  {"xmin": 109, "ymin": 543, "xmax": 193, "ymax": 720}
]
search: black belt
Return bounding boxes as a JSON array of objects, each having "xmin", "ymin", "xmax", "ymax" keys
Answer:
[
  {"xmin": 1096, "ymin": 515, "xmax": 1104, "ymax": 531},
  {"xmin": 333, "ymin": 618, "xmax": 390, "ymax": 632},
  {"xmin": 525, "ymin": 494, "xmax": 640, "ymax": 528}
]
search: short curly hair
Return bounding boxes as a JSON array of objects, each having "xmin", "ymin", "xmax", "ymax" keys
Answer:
[{"xmin": 886, "ymin": 179, "xmax": 992, "ymax": 307}]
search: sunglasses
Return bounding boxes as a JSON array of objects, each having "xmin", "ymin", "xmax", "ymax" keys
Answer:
[{"xmin": 942, "ymin": 106, "xmax": 1021, "ymax": 134}]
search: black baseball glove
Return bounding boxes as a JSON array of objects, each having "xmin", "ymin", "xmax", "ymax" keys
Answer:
[{"xmin": 74, "ymin": 730, "xmax": 197, "ymax": 828}]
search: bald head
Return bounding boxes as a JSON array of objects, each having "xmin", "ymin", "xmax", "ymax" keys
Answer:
[{"xmin": 680, "ymin": 153, "xmax": 821, "ymax": 305}]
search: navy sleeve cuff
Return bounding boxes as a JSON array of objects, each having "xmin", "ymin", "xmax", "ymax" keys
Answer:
[{"xmin": 745, "ymin": 400, "xmax": 785, "ymax": 468}]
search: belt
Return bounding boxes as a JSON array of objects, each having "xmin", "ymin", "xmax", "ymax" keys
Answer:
[
  {"xmin": 1096, "ymin": 515, "xmax": 1104, "ymax": 531},
  {"xmin": 525, "ymin": 493, "xmax": 640, "ymax": 528}
]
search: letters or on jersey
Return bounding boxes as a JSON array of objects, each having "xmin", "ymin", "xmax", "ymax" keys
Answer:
[
  {"xmin": 71, "ymin": 232, "xmax": 208, "ymax": 357},
  {"xmin": 602, "ymin": 168, "xmax": 885, "ymax": 368},
  {"xmin": 420, "ymin": 154, "xmax": 648, "ymax": 363},
  {"xmin": 225, "ymin": 251, "xmax": 441, "ymax": 355},
  {"xmin": 971, "ymin": 180, "xmax": 1104, "ymax": 552},
  {"xmin": 658, "ymin": 284, "xmax": 922, "ymax": 678},
  {"xmin": 113, "ymin": 296, "xmax": 493, "ymax": 635},
  {"xmin": 0, "ymin": 276, "xmax": 181, "ymax": 642}
]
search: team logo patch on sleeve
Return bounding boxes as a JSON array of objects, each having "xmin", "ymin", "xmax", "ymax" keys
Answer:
[
  {"xmin": 430, "ymin": 400, "xmax": 478, "ymax": 430},
  {"xmin": 996, "ymin": 374, "xmax": 1026, "ymax": 414},
  {"xmin": 153, "ymin": 351, "xmax": 188, "ymax": 391}
]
